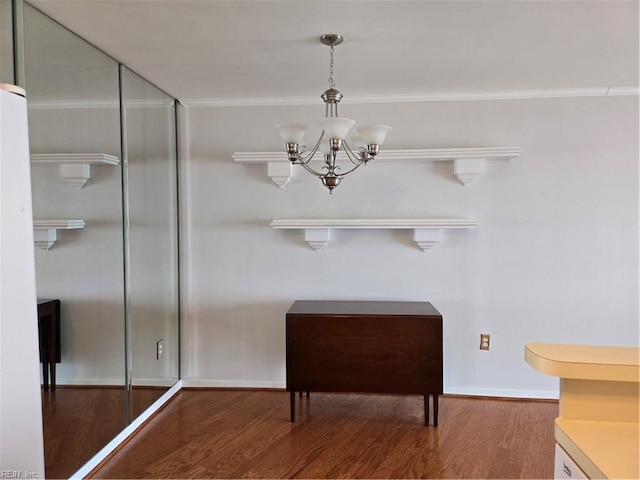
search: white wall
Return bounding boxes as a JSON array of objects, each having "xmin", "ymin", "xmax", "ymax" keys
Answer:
[{"xmin": 181, "ymin": 95, "xmax": 638, "ymax": 397}]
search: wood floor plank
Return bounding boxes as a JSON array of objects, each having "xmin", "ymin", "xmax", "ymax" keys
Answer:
[
  {"xmin": 91, "ymin": 390, "xmax": 558, "ymax": 479},
  {"xmin": 237, "ymin": 394, "xmax": 385, "ymax": 479},
  {"xmin": 292, "ymin": 396, "xmax": 402, "ymax": 478}
]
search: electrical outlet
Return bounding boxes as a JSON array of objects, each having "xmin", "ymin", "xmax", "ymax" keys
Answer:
[
  {"xmin": 156, "ymin": 339, "xmax": 164, "ymax": 359},
  {"xmin": 480, "ymin": 334, "xmax": 491, "ymax": 350}
]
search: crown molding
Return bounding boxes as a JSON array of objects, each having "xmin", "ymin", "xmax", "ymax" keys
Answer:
[
  {"xmin": 182, "ymin": 86, "xmax": 639, "ymax": 108},
  {"xmin": 27, "ymin": 99, "xmax": 174, "ymax": 110},
  {"xmin": 24, "ymin": 87, "xmax": 638, "ymax": 110},
  {"xmin": 233, "ymin": 147, "xmax": 523, "ymax": 187}
]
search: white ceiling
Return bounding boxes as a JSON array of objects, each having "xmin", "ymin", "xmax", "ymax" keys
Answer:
[{"xmin": 27, "ymin": 0, "xmax": 639, "ymax": 103}]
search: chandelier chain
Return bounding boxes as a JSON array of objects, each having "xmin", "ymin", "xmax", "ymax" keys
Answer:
[{"xmin": 328, "ymin": 46, "xmax": 335, "ymax": 89}]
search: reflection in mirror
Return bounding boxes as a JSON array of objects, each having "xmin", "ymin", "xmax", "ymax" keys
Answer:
[
  {"xmin": 24, "ymin": 3, "xmax": 124, "ymax": 478},
  {"xmin": 21, "ymin": 3, "xmax": 181, "ymax": 476},
  {"xmin": 121, "ymin": 66, "xmax": 180, "ymax": 420},
  {"xmin": 0, "ymin": 0, "xmax": 15, "ymax": 83}
]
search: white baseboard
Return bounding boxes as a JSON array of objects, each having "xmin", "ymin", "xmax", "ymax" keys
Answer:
[
  {"xmin": 52, "ymin": 377, "xmax": 178, "ymax": 387},
  {"xmin": 131, "ymin": 378, "xmax": 178, "ymax": 388},
  {"xmin": 54, "ymin": 377, "xmax": 124, "ymax": 386},
  {"xmin": 444, "ymin": 386, "xmax": 559, "ymax": 400},
  {"xmin": 69, "ymin": 380, "xmax": 183, "ymax": 479},
  {"xmin": 181, "ymin": 378, "xmax": 286, "ymax": 389},
  {"xmin": 181, "ymin": 379, "xmax": 558, "ymax": 400}
]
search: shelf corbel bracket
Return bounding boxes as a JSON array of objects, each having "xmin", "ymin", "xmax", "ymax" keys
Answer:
[
  {"xmin": 453, "ymin": 158, "xmax": 484, "ymax": 186},
  {"xmin": 60, "ymin": 163, "xmax": 91, "ymax": 189},
  {"xmin": 32, "ymin": 220, "xmax": 86, "ymax": 251},
  {"xmin": 304, "ymin": 228, "xmax": 330, "ymax": 252},
  {"xmin": 413, "ymin": 228, "xmax": 442, "ymax": 252},
  {"xmin": 268, "ymin": 161, "xmax": 292, "ymax": 188},
  {"xmin": 33, "ymin": 229, "xmax": 57, "ymax": 251}
]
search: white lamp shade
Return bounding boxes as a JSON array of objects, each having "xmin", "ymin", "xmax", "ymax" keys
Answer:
[
  {"xmin": 357, "ymin": 124, "xmax": 391, "ymax": 145},
  {"xmin": 319, "ymin": 117, "xmax": 355, "ymax": 140},
  {"xmin": 275, "ymin": 123, "xmax": 307, "ymax": 144}
]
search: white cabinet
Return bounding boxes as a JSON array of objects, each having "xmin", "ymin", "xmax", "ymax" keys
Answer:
[{"xmin": 554, "ymin": 444, "xmax": 587, "ymax": 479}]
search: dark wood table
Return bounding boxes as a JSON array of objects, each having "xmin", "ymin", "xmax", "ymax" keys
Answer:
[
  {"xmin": 286, "ymin": 300, "xmax": 443, "ymax": 426},
  {"xmin": 37, "ymin": 299, "xmax": 61, "ymax": 391}
]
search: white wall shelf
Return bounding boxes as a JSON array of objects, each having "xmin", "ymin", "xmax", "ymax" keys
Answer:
[
  {"xmin": 271, "ymin": 218, "xmax": 478, "ymax": 252},
  {"xmin": 33, "ymin": 219, "xmax": 86, "ymax": 251},
  {"xmin": 31, "ymin": 153, "xmax": 120, "ymax": 189},
  {"xmin": 233, "ymin": 147, "xmax": 523, "ymax": 188}
]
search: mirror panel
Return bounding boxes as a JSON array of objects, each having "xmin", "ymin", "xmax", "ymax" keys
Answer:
[
  {"xmin": 1, "ymin": 0, "xmax": 15, "ymax": 83},
  {"xmin": 20, "ymin": 3, "xmax": 181, "ymax": 475},
  {"xmin": 121, "ymin": 66, "xmax": 180, "ymax": 420},
  {"xmin": 23, "ymin": 3, "xmax": 125, "ymax": 477}
]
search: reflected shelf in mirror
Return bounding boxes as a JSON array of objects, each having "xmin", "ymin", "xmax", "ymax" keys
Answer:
[
  {"xmin": 31, "ymin": 153, "xmax": 120, "ymax": 189},
  {"xmin": 33, "ymin": 219, "xmax": 86, "ymax": 251}
]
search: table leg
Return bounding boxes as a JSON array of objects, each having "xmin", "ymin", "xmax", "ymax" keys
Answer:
[
  {"xmin": 38, "ymin": 314, "xmax": 49, "ymax": 391},
  {"xmin": 42, "ymin": 362, "xmax": 49, "ymax": 392},
  {"xmin": 48, "ymin": 300, "xmax": 61, "ymax": 392},
  {"xmin": 433, "ymin": 394, "xmax": 439, "ymax": 426},
  {"xmin": 290, "ymin": 391, "xmax": 295, "ymax": 422},
  {"xmin": 423, "ymin": 394, "xmax": 429, "ymax": 426},
  {"xmin": 50, "ymin": 362, "xmax": 56, "ymax": 392}
]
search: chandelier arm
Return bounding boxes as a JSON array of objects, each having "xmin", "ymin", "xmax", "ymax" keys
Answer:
[
  {"xmin": 334, "ymin": 161, "xmax": 366, "ymax": 178},
  {"xmin": 298, "ymin": 130, "xmax": 324, "ymax": 177},
  {"xmin": 342, "ymin": 141, "xmax": 368, "ymax": 166},
  {"xmin": 298, "ymin": 131, "xmax": 324, "ymax": 161},
  {"xmin": 297, "ymin": 158, "xmax": 327, "ymax": 178}
]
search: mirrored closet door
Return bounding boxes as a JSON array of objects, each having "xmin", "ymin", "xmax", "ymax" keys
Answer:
[
  {"xmin": 24, "ymin": 4, "xmax": 126, "ymax": 477},
  {"xmin": 121, "ymin": 66, "xmax": 180, "ymax": 420},
  {"xmin": 17, "ymin": 2, "xmax": 181, "ymax": 477}
]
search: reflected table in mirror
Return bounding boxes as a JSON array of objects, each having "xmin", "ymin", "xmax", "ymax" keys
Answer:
[{"xmin": 37, "ymin": 299, "xmax": 61, "ymax": 391}]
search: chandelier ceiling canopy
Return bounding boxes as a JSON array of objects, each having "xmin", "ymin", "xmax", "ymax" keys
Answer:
[{"xmin": 276, "ymin": 34, "xmax": 391, "ymax": 193}]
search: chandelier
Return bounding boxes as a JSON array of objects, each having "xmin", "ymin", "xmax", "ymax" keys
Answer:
[{"xmin": 275, "ymin": 34, "xmax": 391, "ymax": 193}]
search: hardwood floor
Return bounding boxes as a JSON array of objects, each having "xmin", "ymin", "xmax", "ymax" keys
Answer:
[
  {"xmin": 42, "ymin": 386, "xmax": 167, "ymax": 479},
  {"xmin": 91, "ymin": 390, "xmax": 558, "ymax": 479}
]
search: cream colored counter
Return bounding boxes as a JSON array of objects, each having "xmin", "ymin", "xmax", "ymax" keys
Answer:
[{"xmin": 525, "ymin": 343, "xmax": 640, "ymax": 479}]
